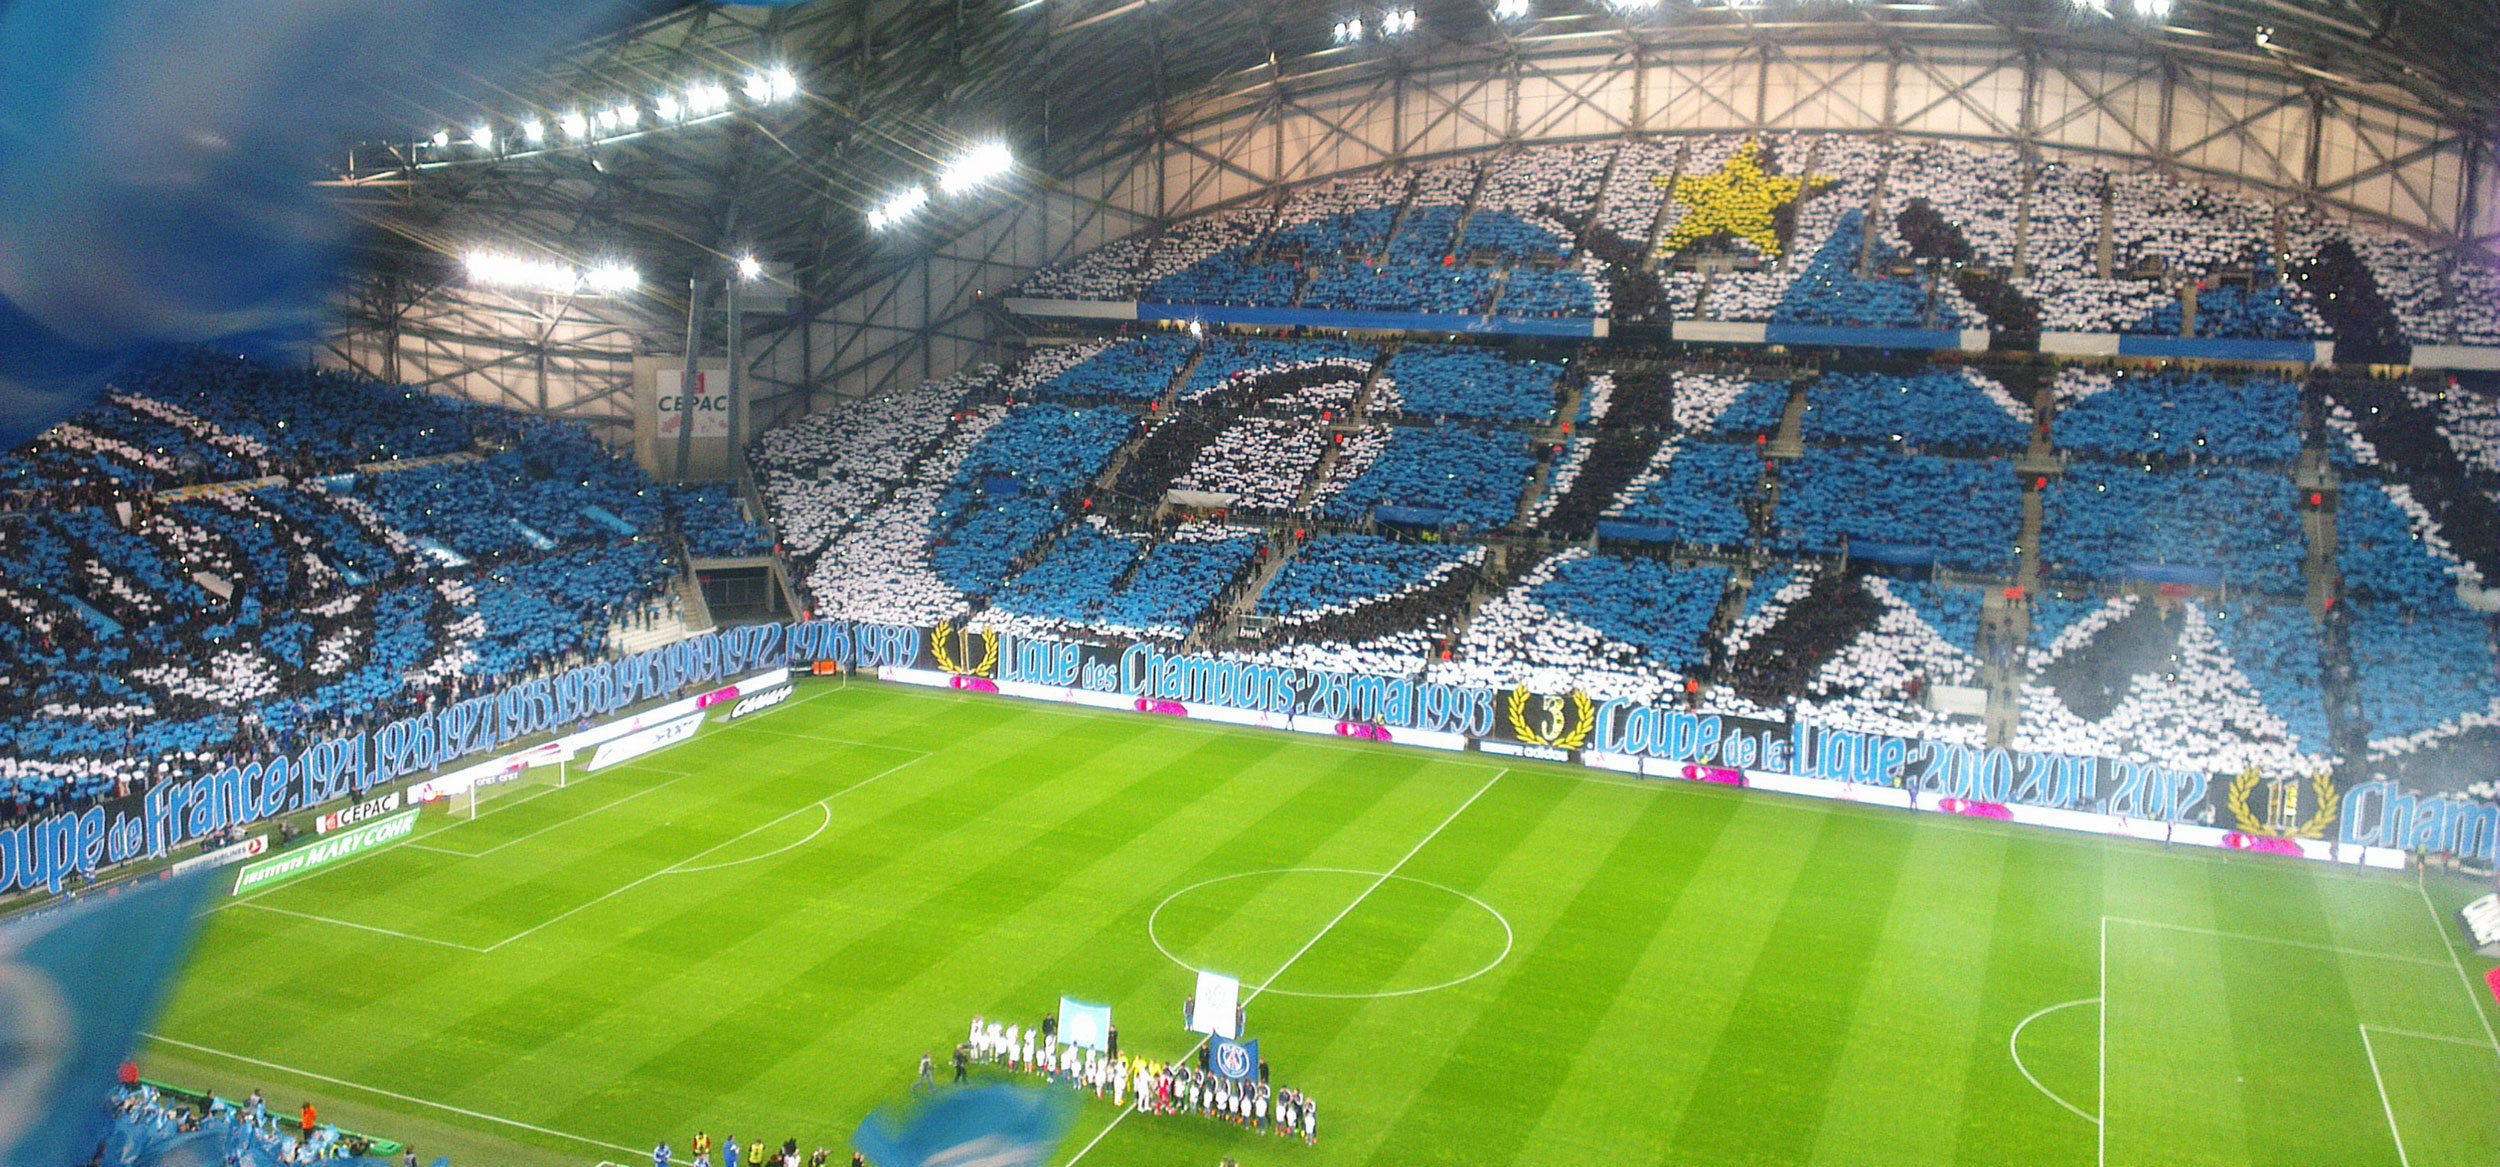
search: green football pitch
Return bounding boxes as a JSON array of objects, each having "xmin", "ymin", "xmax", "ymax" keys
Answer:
[{"xmin": 144, "ymin": 680, "xmax": 2500, "ymax": 1167}]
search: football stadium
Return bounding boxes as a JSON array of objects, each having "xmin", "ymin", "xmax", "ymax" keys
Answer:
[{"xmin": 3, "ymin": 1, "xmax": 2500, "ymax": 1166}]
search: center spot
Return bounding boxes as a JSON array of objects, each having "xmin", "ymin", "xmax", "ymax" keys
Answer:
[{"xmin": 1147, "ymin": 868, "xmax": 1512, "ymax": 1000}]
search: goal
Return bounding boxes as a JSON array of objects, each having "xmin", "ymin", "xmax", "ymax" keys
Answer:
[{"xmin": 451, "ymin": 748, "xmax": 572, "ymax": 820}]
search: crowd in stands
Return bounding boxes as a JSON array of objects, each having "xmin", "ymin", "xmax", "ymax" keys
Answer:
[
  {"xmin": 1772, "ymin": 450, "xmax": 2022, "ymax": 572},
  {"xmin": 928, "ymin": 405, "xmax": 1134, "ymax": 594},
  {"xmin": 1797, "ymin": 369, "xmax": 2030, "ymax": 451},
  {"xmin": 988, "ymin": 520, "xmax": 1264, "ymax": 641},
  {"xmin": 1603, "ymin": 440, "xmax": 1761, "ymax": 547},
  {"xmin": 666, "ymin": 484, "xmax": 775, "ymax": 558},
  {"xmin": 2019, "ymin": 597, "xmax": 2332, "ymax": 777},
  {"xmin": 1320, "ymin": 426, "xmax": 1533, "ymax": 530},
  {"xmin": 2050, "ymin": 369, "xmax": 2301, "ymax": 462},
  {"xmin": 1256, "ymin": 535, "xmax": 1477, "ymax": 626},
  {"xmin": 726, "ymin": 341, "xmax": 2500, "ymax": 798},
  {"xmin": 1704, "ymin": 379, "xmax": 1793, "ymax": 436},
  {"xmin": 2336, "ymin": 481, "xmax": 2478, "ymax": 609},
  {"xmin": 1435, "ymin": 550, "xmax": 1727, "ymax": 703},
  {"xmin": 1009, "ymin": 135, "xmax": 2500, "ymax": 354},
  {"xmin": 1025, "ymin": 336, "xmax": 1195, "ymax": 402},
  {"xmin": 2042, "ymin": 463, "xmax": 2304, "ymax": 591},
  {"xmin": 1771, "ymin": 210, "xmax": 1958, "ymax": 330},
  {"xmin": 1375, "ymin": 347, "xmax": 1563, "ymax": 424},
  {"xmin": 1183, "ymin": 337, "xmax": 1376, "ymax": 400},
  {"xmin": 2343, "ymin": 596, "xmax": 2500, "ymax": 752},
  {"xmin": 1172, "ymin": 420, "xmax": 1324, "ymax": 511},
  {"xmin": 3, "ymin": 356, "xmax": 484, "ymax": 512},
  {"xmin": 0, "ymin": 354, "xmax": 725, "ymax": 822},
  {"xmin": 750, "ymin": 374, "xmax": 976, "ymax": 572}
]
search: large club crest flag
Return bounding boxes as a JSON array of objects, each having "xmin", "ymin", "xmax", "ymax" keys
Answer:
[
  {"xmin": 1209, "ymin": 1036, "xmax": 1260, "ymax": 1083},
  {"xmin": 0, "ymin": 871, "xmax": 217, "ymax": 1167},
  {"xmin": 1056, "ymin": 998, "xmax": 1111, "ymax": 1053},
  {"xmin": 851, "ymin": 1085, "xmax": 1077, "ymax": 1167}
]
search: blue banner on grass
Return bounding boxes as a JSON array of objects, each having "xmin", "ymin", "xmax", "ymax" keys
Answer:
[{"xmin": 852, "ymin": 1086, "xmax": 1076, "ymax": 1167}]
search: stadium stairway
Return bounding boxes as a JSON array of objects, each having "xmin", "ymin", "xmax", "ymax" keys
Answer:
[
  {"xmin": 609, "ymin": 597, "xmax": 695, "ymax": 655},
  {"xmin": 1509, "ymin": 451, "xmax": 1556, "ymax": 531},
  {"xmin": 1768, "ymin": 381, "xmax": 1809, "ymax": 459},
  {"xmin": 1348, "ymin": 341, "xmax": 1397, "ymax": 422},
  {"xmin": 1977, "ymin": 587, "xmax": 2027, "ymax": 748},
  {"xmin": 1572, "ymin": 141, "xmax": 1627, "ymax": 258},
  {"xmin": 2296, "ymin": 449, "xmax": 2340, "ymax": 618},
  {"xmin": 1637, "ymin": 144, "xmax": 1689, "ymax": 274},
  {"xmin": 1210, "ymin": 528, "xmax": 1304, "ymax": 644}
]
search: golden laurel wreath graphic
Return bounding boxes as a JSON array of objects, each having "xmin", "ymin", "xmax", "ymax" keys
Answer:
[
  {"xmin": 928, "ymin": 620, "xmax": 1001, "ymax": 678},
  {"xmin": 1506, "ymin": 687, "xmax": 1596, "ymax": 750},
  {"xmin": 2225, "ymin": 767, "xmax": 2341, "ymax": 840}
]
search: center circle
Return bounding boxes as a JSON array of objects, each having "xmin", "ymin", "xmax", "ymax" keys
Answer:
[{"xmin": 1147, "ymin": 868, "xmax": 1513, "ymax": 1000}]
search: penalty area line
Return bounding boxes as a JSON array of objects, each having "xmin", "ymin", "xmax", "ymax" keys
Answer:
[{"xmin": 140, "ymin": 1032, "xmax": 647, "ymax": 1157}]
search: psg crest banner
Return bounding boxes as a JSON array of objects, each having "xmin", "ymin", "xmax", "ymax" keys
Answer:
[{"xmin": 1210, "ymin": 1036, "xmax": 1259, "ymax": 1083}]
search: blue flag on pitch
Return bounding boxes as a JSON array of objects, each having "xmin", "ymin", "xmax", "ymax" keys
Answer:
[
  {"xmin": 0, "ymin": 872, "xmax": 216, "ymax": 1167},
  {"xmin": 852, "ymin": 1086, "xmax": 1076, "ymax": 1167},
  {"xmin": 1209, "ymin": 1035, "xmax": 1259, "ymax": 1082}
]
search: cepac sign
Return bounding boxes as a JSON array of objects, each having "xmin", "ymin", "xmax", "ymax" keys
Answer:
[
  {"xmin": 657, "ymin": 370, "xmax": 728, "ymax": 439},
  {"xmin": 316, "ymin": 792, "xmax": 402, "ymax": 834}
]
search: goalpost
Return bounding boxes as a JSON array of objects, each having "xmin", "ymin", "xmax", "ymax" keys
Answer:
[{"xmin": 450, "ymin": 746, "xmax": 575, "ymax": 821}]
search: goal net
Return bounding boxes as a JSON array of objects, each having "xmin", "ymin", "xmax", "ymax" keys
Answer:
[{"xmin": 451, "ymin": 748, "xmax": 572, "ymax": 820}]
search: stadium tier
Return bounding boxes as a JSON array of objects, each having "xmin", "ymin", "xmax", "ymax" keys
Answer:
[
  {"xmin": 0, "ymin": 356, "xmax": 747, "ymax": 818},
  {"xmin": 738, "ymin": 332, "xmax": 2500, "ymax": 805},
  {"xmin": 1013, "ymin": 134, "xmax": 2500, "ymax": 359}
]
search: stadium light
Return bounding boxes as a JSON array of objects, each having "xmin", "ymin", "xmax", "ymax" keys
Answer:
[
  {"xmin": 428, "ymin": 128, "xmax": 451, "ymax": 149},
  {"xmin": 1333, "ymin": 18, "xmax": 1364, "ymax": 43},
  {"xmin": 743, "ymin": 67, "xmax": 799, "ymax": 105},
  {"xmin": 463, "ymin": 251, "xmax": 640, "ymax": 297},
  {"xmin": 937, "ymin": 142, "xmax": 1014, "ymax": 195},
  {"xmin": 1383, "ymin": 8, "xmax": 1418, "ymax": 34},
  {"xmin": 1604, "ymin": 0, "xmax": 1661, "ymax": 10},
  {"xmin": 2130, "ymin": 0, "xmax": 2171, "ymax": 16},
  {"xmin": 1493, "ymin": 0, "xmax": 1531, "ymax": 18},
  {"xmin": 687, "ymin": 81, "xmax": 732, "ymax": 116},
  {"xmin": 868, "ymin": 185, "xmax": 930, "ymax": 230},
  {"xmin": 655, "ymin": 93, "xmax": 682, "ymax": 122},
  {"xmin": 581, "ymin": 262, "xmax": 640, "ymax": 295},
  {"xmin": 521, "ymin": 118, "xmax": 545, "ymax": 145},
  {"xmin": 765, "ymin": 66, "xmax": 800, "ymax": 103},
  {"xmin": 560, "ymin": 110, "xmax": 589, "ymax": 140},
  {"xmin": 468, "ymin": 124, "xmax": 495, "ymax": 151},
  {"xmin": 736, "ymin": 253, "xmax": 764, "ymax": 281},
  {"xmin": 610, "ymin": 103, "xmax": 640, "ymax": 130}
]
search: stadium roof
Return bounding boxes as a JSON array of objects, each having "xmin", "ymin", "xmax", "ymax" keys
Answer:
[{"xmin": 331, "ymin": 0, "xmax": 2500, "ymax": 341}]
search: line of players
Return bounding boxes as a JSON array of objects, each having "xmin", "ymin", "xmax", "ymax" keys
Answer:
[{"xmin": 966, "ymin": 1017, "xmax": 1317, "ymax": 1145}]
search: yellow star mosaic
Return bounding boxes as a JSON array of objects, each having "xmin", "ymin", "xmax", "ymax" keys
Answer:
[{"xmin": 1653, "ymin": 140, "xmax": 1830, "ymax": 261}]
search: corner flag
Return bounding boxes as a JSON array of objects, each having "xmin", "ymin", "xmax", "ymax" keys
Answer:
[
  {"xmin": 0, "ymin": 871, "xmax": 217, "ymax": 1167},
  {"xmin": 852, "ymin": 1086, "xmax": 1076, "ymax": 1167}
]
